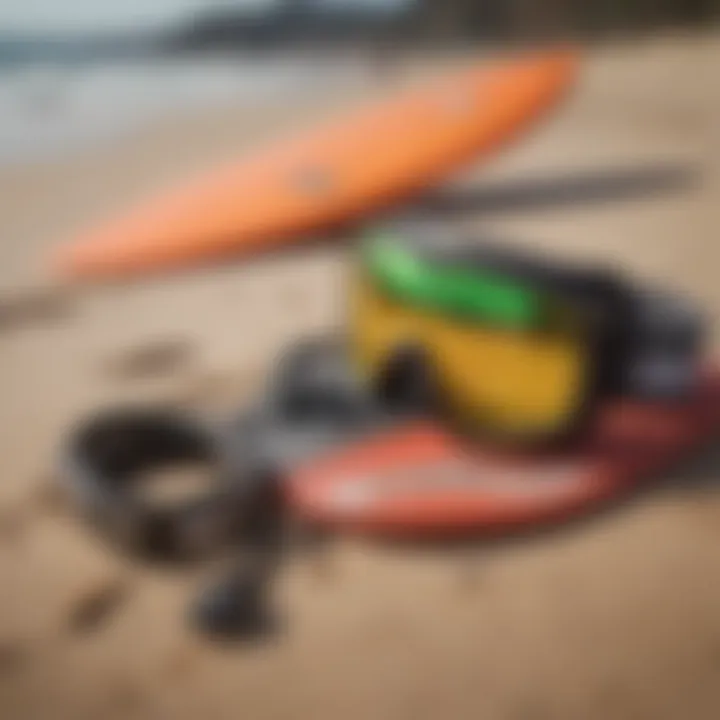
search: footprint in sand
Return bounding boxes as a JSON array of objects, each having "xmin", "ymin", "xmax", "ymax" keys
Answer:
[
  {"xmin": 102, "ymin": 338, "xmax": 196, "ymax": 381},
  {"xmin": 67, "ymin": 578, "xmax": 133, "ymax": 636},
  {"xmin": 0, "ymin": 287, "xmax": 75, "ymax": 333}
]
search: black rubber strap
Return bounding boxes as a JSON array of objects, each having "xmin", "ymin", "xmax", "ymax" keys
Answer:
[{"xmin": 59, "ymin": 408, "xmax": 247, "ymax": 561}]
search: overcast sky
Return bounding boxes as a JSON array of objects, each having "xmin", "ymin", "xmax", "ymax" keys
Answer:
[{"xmin": 0, "ymin": 0, "xmax": 411, "ymax": 34}]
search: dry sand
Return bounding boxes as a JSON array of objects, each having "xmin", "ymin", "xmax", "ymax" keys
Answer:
[{"xmin": 1, "ymin": 32, "xmax": 719, "ymax": 720}]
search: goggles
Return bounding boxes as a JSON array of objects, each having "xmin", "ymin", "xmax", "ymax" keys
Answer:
[{"xmin": 351, "ymin": 232, "xmax": 603, "ymax": 443}]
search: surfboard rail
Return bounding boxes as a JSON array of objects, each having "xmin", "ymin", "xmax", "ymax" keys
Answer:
[{"xmin": 55, "ymin": 47, "xmax": 580, "ymax": 281}]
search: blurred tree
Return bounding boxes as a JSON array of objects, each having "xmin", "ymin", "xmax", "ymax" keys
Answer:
[{"xmin": 412, "ymin": 0, "xmax": 717, "ymax": 40}]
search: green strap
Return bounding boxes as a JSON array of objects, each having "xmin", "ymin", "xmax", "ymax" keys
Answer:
[{"xmin": 363, "ymin": 235, "xmax": 544, "ymax": 329}]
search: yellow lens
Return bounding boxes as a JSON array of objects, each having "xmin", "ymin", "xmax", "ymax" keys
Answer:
[{"xmin": 351, "ymin": 270, "xmax": 593, "ymax": 443}]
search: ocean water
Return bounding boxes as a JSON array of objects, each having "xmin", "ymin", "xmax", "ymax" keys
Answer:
[{"xmin": 0, "ymin": 55, "xmax": 372, "ymax": 167}]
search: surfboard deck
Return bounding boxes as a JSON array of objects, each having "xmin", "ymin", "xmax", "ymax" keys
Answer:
[
  {"xmin": 56, "ymin": 48, "xmax": 579, "ymax": 281},
  {"xmin": 287, "ymin": 371, "xmax": 720, "ymax": 538}
]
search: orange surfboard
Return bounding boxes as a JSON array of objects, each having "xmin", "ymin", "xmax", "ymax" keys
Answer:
[
  {"xmin": 288, "ymin": 371, "xmax": 720, "ymax": 538},
  {"xmin": 56, "ymin": 48, "xmax": 579, "ymax": 280}
]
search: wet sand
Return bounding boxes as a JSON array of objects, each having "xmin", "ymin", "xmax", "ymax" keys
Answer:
[{"xmin": 1, "ymin": 33, "xmax": 719, "ymax": 720}]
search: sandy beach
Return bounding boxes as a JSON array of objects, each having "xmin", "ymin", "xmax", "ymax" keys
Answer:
[{"xmin": 1, "ymin": 32, "xmax": 719, "ymax": 720}]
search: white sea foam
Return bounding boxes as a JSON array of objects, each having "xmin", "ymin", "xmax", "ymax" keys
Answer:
[{"xmin": 0, "ymin": 55, "xmax": 372, "ymax": 166}]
